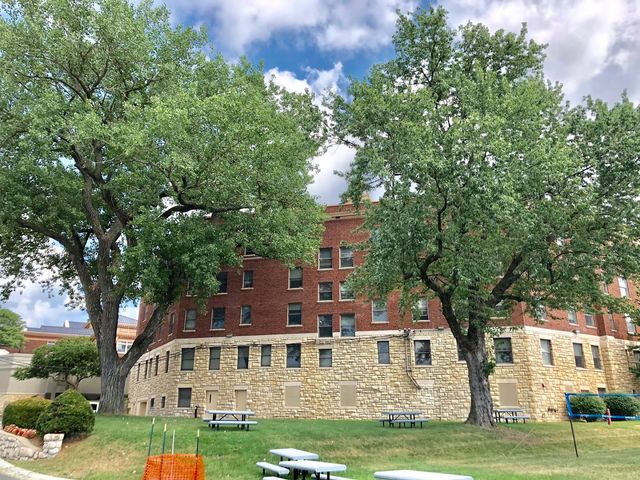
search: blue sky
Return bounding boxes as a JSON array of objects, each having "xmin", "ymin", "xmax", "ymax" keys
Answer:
[{"xmin": 3, "ymin": 0, "xmax": 640, "ymax": 327}]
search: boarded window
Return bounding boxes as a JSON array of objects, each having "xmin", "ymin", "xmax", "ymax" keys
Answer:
[
  {"xmin": 498, "ymin": 382, "xmax": 519, "ymax": 407},
  {"xmin": 340, "ymin": 383, "xmax": 357, "ymax": 407},
  {"xmin": 285, "ymin": 384, "xmax": 301, "ymax": 408},
  {"xmin": 235, "ymin": 389, "xmax": 247, "ymax": 410}
]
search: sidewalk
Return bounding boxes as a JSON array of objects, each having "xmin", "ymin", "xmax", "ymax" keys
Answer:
[{"xmin": 0, "ymin": 459, "xmax": 69, "ymax": 480}]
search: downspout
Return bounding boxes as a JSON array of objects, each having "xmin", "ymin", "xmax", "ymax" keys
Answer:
[{"xmin": 402, "ymin": 329, "xmax": 422, "ymax": 389}]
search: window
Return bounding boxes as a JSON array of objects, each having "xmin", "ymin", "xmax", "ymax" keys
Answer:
[
  {"xmin": 591, "ymin": 345, "xmax": 602, "ymax": 369},
  {"xmin": 318, "ymin": 282, "xmax": 333, "ymax": 301},
  {"xmin": 288, "ymin": 303, "xmax": 302, "ymax": 326},
  {"xmin": 318, "ymin": 314, "xmax": 333, "ymax": 338},
  {"xmin": 177, "ymin": 388, "xmax": 192, "ymax": 408},
  {"xmin": 377, "ymin": 341, "xmax": 390, "ymax": 364},
  {"xmin": 136, "ymin": 364, "xmax": 140, "ymax": 382},
  {"xmin": 602, "ymin": 282, "xmax": 609, "ymax": 294},
  {"xmin": 243, "ymin": 270, "xmax": 254, "ymax": 289},
  {"xmin": 339, "ymin": 246, "xmax": 354, "ymax": 268},
  {"xmin": 340, "ymin": 314, "xmax": 356, "ymax": 337},
  {"xmin": 117, "ymin": 341, "xmax": 132, "ymax": 353},
  {"xmin": 161, "ymin": 396, "xmax": 166, "ymax": 408},
  {"xmin": 573, "ymin": 343, "xmax": 585, "ymax": 368},
  {"xmin": 209, "ymin": 307, "xmax": 224, "ymax": 330},
  {"xmin": 150, "ymin": 397, "xmax": 155, "ymax": 408},
  {"xmin": 535, "ymin": 304, "xmax": 547, "ymax": 321},
  {"xmin": 568, "ymin": 309, "xmax": 578, "ymax": 325},
  {"xmin": 618, "ymin": 277, "xmax": 629, "ymax": 298},
  {"xmin": 144, "ymin": 360, "xmax": 148, "ymax": 379},
  {"xmin": 608, "ymin": 313, "xmax": 617, "ymax": 331},
  {"xmin": 286, "ymin": 344, "xmax": 301, "ymax": 368},
  {"xmin": 540, "ymin": 339, "xmax": 553, "ymax": 366},
  {"xmin": 633, "ymin": 350, "xmax": 640, "ymax": 370},
  {"xmin": 494, "ymin": 338, "xmax": 513, "ymax": 364},
  {"xmin": 261, "ymin": 345, "xmax": 272, "ymax": 367},
  {"xmin": 237, "ymin": 346, "xmax": 249, "ymax": 369},
  {"xmin": 209, "ymin": 346, "xmax": 221, "ymax": 370},
  {"xmin": 339, "ymin": 281, "xmax": 354, "ymax": 301},
  {"xmin": 319, "ymin": 247, "xmax": 333, "ymax": 269},
  {"xmin": 181, "ymin": 348, "xmax": 195, "ymax": 371},
  {"xmin": 289, "ymin": 267, "xmax": 303, "ymax": 289},
  {"xmin": 216, "ymin": 272, "xmax": 228, "ymax": 293},
  {"xmin": 168, "ymin": 312, "xmax": 176, "ymax": 334},
  {"xmin": 184, "ymin": 309, "xmax": 197, "ymax": 331},
  {"xmin": 154, "ymin": 355, "xmax": 159, "ymax": 376},
  {"xmin": 414, "ymin": 299, "xmax": 429, "ymax": 322},
  {"xmin": 319, "ymin": 348, "xmax": 332, "ymax": 367},
  {"xmin": 414, "ymin": 340, "xmax": 432, "ymax": 366},
  {"xmin": 240, "ymin": 305, "xmax": 252, "ymax": 325},
  {"xmin": 584, "ymin": 310, "xmax": 595, "ymax": 327},
  {"xmin": 625, "ymin": 314, "xmax": 635, "ymax": 334},
  {"xmin": 165, "ymin": 351, "xmax": 170, "ymax": 373},
  {"xmin": 372, "ymin": 300, "xmax": 388, "ymax": 323},
  {"xmin": 244, "ymin": 247, "xmax": 256, "ymax": 256}
]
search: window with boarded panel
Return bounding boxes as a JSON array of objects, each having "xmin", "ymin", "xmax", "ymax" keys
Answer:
[
  {"xmin": 340, "ymin": 383, "xmax": 357, "ymax": 407},
  {"xmin": 284, "ymin": 384, "xmax": 301, "ymax": 408},
  {"xmin": 497, "ymin": 382, "xmax": 519, "ymax": 407}
]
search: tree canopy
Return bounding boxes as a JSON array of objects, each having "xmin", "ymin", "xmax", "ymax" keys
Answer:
[
  {"xmin": 14, "ymin": 336, "xmax": 100, "ymax": 390},
  {"xmin": 0, "ymin": 0, "xmax": 325, "ymax": 412},
  {"xmin": 0, "ymin": 308, "xmax": 25, "ymax": 349},
  {"xmin": 334, "ymin": 7, "xmax": 640, "ymax": 426}
]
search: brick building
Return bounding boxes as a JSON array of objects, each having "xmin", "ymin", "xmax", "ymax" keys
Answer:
[{"xmin": 127, "ymin": 205, "xmax": 640, "ymax": 420}]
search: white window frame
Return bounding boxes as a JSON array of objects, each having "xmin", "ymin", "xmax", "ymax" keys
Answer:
[
  {"xmin": 289, "ymin": 267, "xmax": 303, "ymax": 289},
  {"xmin": 540, "ymin": 339, "xmax": 553, "ymax": 366},
  {"xmin": 371, "ymin": 300, "xmax": 388, "ymax": 323},
  {"xmin": 318, "ymin": 247, "xmax": 333, "ymax": 270},
  {"xmin": 414, "ymin": 298, "xmax": 429, "ymax": 322},
  {"xmin": 240, "ymin": 305, "xmax": 252, "ymax": 325},
  {"xmin": 242, "ymin": 270, "xmax": 254, "ymax": 289},
  {"xmin": 318, "ymin": 282, "xmax": 333, "ymax": 302},
  {"xmin": 339, "ymin": 281, "xmax": 354, "ymax": 301},
  {"xmin": 339, "ymin": 246, "xmax": 354, "ymax": 269},
  {"xmin": 618, "ymin": 277, "xmax": 629, "ymax": 298},
  {"xmin": 340, "ymin": 313, "xmax": 356, "ymax": 337}
]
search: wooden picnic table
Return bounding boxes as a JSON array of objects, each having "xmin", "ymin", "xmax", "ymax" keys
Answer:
[
  {"xmin": 380, "ymin": 411, "xmax": 428, "ymax": 428},
  {"xmin": 270, "ymin": 448, "xmax": 319, "ymax": 461},
  {"xmin": 280, "ymin": 459, "xmax": 347, "ymax": 480},
  {"xmin": 374, "ymin": 470, "xmax": 473, "ymax": 480}
]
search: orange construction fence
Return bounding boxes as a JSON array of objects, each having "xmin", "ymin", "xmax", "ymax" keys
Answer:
[{"xmin": 141, "ymin": 454, "xmax": 205, "ymax": 480}]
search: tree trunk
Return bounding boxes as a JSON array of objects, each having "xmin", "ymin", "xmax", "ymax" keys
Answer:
[
  {"xmin": 463, "ymin": 330, "xmax": 495, "ymax": 427},
  {"xmin": 99, "ymin": 365, "xmax": 127, "ymax": 414}
]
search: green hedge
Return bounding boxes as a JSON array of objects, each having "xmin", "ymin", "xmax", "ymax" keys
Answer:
[
  {"xmin": 569, "ymin": 395, "xmax": 606, "ymax": 421},
  {"xmin": 36, "ymin": 390, "xmax": 94, "ymax": 437},
  {"xmin": 2, "ymin": 397, "xmax": 51, "ymax": 429},
  {"xmin": 603, "ymin": 395, "xmax": 640, "ymax": 418}
]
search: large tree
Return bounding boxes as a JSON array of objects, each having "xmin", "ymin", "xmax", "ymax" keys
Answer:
[
  {"xmin": 0, "ymin": 308, "xmax": 25, "ymax": 349},
  {"xmin": 0, "ymin": 0, "xmax": 325, "ymax": 413},
  {"xmin": 14, "ymin": 336, "xmax": 100, "ymax": 390},
  {"xmin": 334, "ymin": 7, "xmax": 640, "ymax": 427}
]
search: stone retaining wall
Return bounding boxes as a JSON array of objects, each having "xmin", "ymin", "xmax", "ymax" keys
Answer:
[{"xmin": 0, "ymin": 431, "xmax": 64, "ymax": 460}]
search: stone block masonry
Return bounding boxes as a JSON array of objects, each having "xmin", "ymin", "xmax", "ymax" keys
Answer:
[
  {"xmin": 0, "ymin": 431, "xmax": 64, "ymax": 460},
  {"xmin": 127, "ymin": 327, "xmax": 640, "ymax": 422}
]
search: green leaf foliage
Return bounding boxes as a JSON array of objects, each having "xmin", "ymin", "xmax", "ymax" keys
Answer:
[
  {"xmin": 13, "ymin": 337, "xmax": 100, "ymax": 390},
  {"xmin": 2, "ymin": 397, "xmax": 52, "ymax": 429},
  {"xmin": 36, "ymin": 389, "xmax": 95, "ymax": 437},
  {"xmin": 603, "ymin": 395, "xmax": 640, "ymax": 418},
  {"xmin": 0, "ymin": 0, "xmax": 325, "ymax": 411},
  {"xmin": 0, "ymin": 308, "xmax": 25, "ymax": 349},
  {"xmin": 333, "ymin": 6, "xmax": 640, "ymax": 426},
  {"xmin": 570, "ymin": 396, "xmax": 606, "ymax": 420}
]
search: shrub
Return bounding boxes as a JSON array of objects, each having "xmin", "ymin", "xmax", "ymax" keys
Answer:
[
  {"xmin": 36, "ymin": 390, "xmax": 94, "ymax": 437},
  {"xmin": 569, "ymin": 395, "xmax": 606, "ymax": 421},
  {"xmin": 2, "ymin": 397, "xmax": 51, "ymax": 429},
  {"xmin": 603, "ymin": 394, "xmax": 640, "ymax": 418}
]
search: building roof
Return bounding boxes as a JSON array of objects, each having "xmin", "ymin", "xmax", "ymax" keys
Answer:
[
  {"xmin": 118, "ymin": 315, "xmax": 138, "ymax": 326},
  {"xmin": 26, "ymin": 322, "xmax": 92, "ymax": 336}
]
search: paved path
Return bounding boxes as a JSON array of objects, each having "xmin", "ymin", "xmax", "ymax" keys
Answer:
[{"xmin": 0, "ymin": 459, "xmax": 68, "ymax": 480}]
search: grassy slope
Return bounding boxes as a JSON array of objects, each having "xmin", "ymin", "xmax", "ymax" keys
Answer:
[{"xmin": 13, "ymin": 416, "xmax": 639, "ymax": 479}]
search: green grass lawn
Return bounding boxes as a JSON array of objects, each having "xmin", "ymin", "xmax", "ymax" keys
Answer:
[{"xmin": 13, "ymin": 416, "xmax": 640, "ymax": 479}]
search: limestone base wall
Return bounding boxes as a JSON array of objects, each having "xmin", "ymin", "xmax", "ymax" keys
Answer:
[
  {"xmin": 127, "ymin": 327, "xmax": 640, "ymax": 422},
  {"xmin": 0, "ymin": 431, "xmax": 64, "ymax": 460}
]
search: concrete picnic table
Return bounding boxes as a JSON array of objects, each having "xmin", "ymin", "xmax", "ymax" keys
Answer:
[
  {"xmin": 270, "ymin": 448, "xmax": 320, "ymax": 461},
  {"xmin": 374, "ymin": 470, "xmax": 473, "ymax": 480},
  {"xmin": 280, "ymin": 459, "xmax": 347, "ymax": 480},
  {"xmin": 204, "ymin": 409, "xmax": 257, "ymax": 430}
]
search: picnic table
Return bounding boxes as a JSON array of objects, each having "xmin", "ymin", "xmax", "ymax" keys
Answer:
[
  {"xmin": 380, "ymin": 411, "xmax": 429, "ymax": 428},
  {"xmin": 374, "ymin": 470, "xmax": 473, "ymax": 480},
  {"xmin": 204, "ymin": 409, "xmax": 257, "ymax": 430},
  {"xmin": 270, "ymin": 448, "xmax": 319, "ymax": 461},
  {"xmin": 280, "ymin": 459, "xmax": 347, "ymax": 480},
  {"xmin": 493, "ymin": 408, "xmax": 530, "ymax": 424}
]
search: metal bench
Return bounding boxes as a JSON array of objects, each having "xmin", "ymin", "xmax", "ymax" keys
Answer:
[
  {"xmin": 257, "ymin": 461, "xmax": 289, "ymax": 477},
  {"xmin": 208, "ymin": 420, "xmax": 258, "ymax": 430},
  {"xmin": 389, "ymin": 417, "xmax": 429, "ymax": 428},
  {"xmin": 501, "ymin": 415, "xmax": 531, "ymax": 424}
]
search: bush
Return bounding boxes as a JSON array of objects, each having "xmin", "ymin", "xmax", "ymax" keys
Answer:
[
  {"xmin": 603, "ymin": 394, "xmax": 640, "ymax": 418},
  {"xmin": 36, "ymin": 390, "xmax": 94, "ymax": 437},
  {"xmin": 2, "ymin": 397, "xmax": 51, "ymax": 429},
  {"xmin": 569, "ymin": 395, "xmax": 606, "ymax": 421}
]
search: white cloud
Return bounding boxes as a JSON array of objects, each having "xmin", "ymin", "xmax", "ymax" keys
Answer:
[
  {"xmin": 441, "ymin": 0, "xmax": 640, "ymax": 104},
  {"xmin": 309, "ymin": 144, "xmax": 356, "ymax": 204},
  {"xmin": 162, "ymin": 0, "xmax": 418, "ymax": 53}
]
